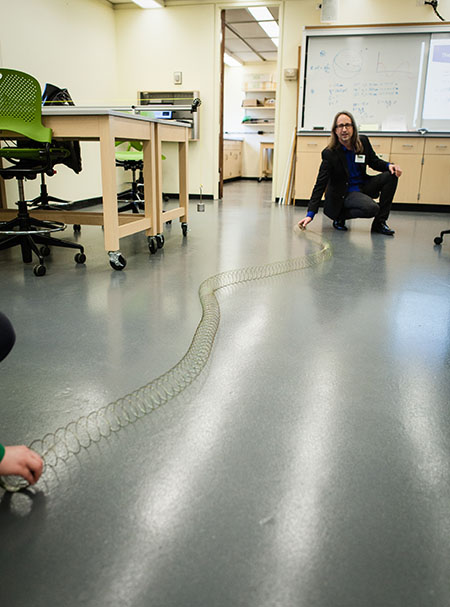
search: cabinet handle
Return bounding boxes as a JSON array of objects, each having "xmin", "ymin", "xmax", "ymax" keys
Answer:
[
  {"xmin": 402, "ymin": 144, "xmax": 414, "ymax": 148},
  {"xmin": 307, "ymin": 143, "xmax": 318, "ymax": 147},
  {"xmin": 436, "ymin": 145, "xmax": 448, "ymax": 149}
]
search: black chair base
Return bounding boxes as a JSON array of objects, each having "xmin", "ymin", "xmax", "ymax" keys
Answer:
[
  {"xmin": 118, "ymin": 190, "xmax": 144, "ymax": 214},
  {"xmin": 26, "ymin": 174, "xmax": 71, "ymax": 210},
  {"xmin": 118, "ymin": 166, "xmax": 144, "ymax": 214},
  {"xmin": 0, "ymin": 198, "xmax": 85, "ymax": 271},
  {"xmin": 434, "ymin": 229, "xmax": 450, "ymax": 245}
]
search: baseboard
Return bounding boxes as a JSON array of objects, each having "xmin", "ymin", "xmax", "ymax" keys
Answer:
[
  {"xmin": 224, "ymin": 177, "xmax": 272, "ymax": 182},
  {"xmin": 68, "ymin": 196, "xmax": 103, "ymax": 209}
]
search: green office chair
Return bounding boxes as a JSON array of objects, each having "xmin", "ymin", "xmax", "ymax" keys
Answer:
[{"xmin": 0, "ymin": 68, "xmax": 86, "ymax": 276}]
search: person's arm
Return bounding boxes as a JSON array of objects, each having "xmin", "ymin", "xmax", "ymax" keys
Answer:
[
  {"xmin": 298, "ymin": 153, "xmax": 330, "ymax": 229},
  {"xmin": 0, "ymin": 444, "xmax": 43, "ymax": 485},
  {"xmin": 388, "ymin": 163, "xmax": 402, "ymax": 177},
  {"xmin": 363, "ymin": 135, "xmax": 401, "ymax": 175}
]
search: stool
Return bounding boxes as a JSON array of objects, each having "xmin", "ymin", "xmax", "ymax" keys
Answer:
[{"xmin": 259, "ymin": 142, "xmax": 274, "ymax": 182}]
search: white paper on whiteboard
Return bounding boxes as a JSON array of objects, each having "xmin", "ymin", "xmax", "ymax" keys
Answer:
[{"xmin": 422, "ymin": 38, "xmax": 450, "ymax": 120}]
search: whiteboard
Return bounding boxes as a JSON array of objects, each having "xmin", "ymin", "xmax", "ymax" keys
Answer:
[{"xmin": 301, "ymin": 33, "xmax": 429, "ymax": 131}]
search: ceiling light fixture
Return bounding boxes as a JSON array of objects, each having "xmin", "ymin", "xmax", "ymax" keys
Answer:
[
  {"xmin": 132, "ymin": 0, "xmax": 165, "ymax": 8},
  {"xmin": 224, "ymin": 52, "xmax": 243, "ymax": 67},
  {"xmin": 247, "ymin": 7, "xmax": 279, "ymax": 40},
  {"xmin": 247, "ymin": 7, "xmax": 273, "ymax": 21}
]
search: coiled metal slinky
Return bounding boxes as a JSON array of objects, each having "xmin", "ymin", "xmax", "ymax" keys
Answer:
[{"xmin": 0, "ymin": 229, "xmax": 331, "ymax": 492}]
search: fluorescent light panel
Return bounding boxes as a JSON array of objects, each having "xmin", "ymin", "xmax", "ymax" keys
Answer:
[
  {"xmin": 247, "ymin": 7, "xmax": 273, "ymax": 21},
  {"xmin": 132, "ymin": 0, "xmax": 164, "ymax": 8},
  {"xmin": 247, "ymin": 7, "xmax": 279, "ymax": 40},
  {"xmin": 224, "ymin": 52, "xmax": 243, "ymax": 67}
]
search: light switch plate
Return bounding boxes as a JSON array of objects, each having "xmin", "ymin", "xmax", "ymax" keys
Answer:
[{"xmin": 173, "ymin": 71, "xmax": 182, "ymax": 85}]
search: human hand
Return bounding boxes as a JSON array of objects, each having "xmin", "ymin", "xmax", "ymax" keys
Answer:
[
  {"xmin": 298, "ymin": 216, "xmax": 312, "ymax": 230},
  {"xmin": 389, "ymin": 164, "xmax": 402, "ymax": 178},
  {"xmin": 0, "ymin": 446, "xmax": 44, "ymax": 485}
]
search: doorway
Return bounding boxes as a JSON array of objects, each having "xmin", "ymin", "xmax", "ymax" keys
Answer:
[{"xmin": 219, "ymin": 7, "xmax": 279, "ymax": 199}]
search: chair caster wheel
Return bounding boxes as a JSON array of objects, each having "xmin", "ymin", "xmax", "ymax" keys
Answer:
[
  {"xmin": 434, "ymin": 236, "xmax": 443, "ymax": 245},
  {"xmin": 33, "ymin": 264, "xmax": 46, "ymax": 276},
  {"xmin": 73, "ymin": 224, "xmax": 81, "ymax": 232},
  {"xmin": 75, "ymin": 252, "xmax": 86, "ymax": 264},
  {"xmin": 40, "ymin": 245, "xmax": 51, "ymax": 257}
]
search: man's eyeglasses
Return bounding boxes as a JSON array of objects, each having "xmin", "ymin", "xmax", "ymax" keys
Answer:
[{"xmin": 336, "ymin": 123, "xmax": 353, "ymax": 130}]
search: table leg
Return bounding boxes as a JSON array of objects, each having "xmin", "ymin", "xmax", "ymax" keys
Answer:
[
  {"xmin": 99, "ymin": 118, "xmax": 120, "ymax": 252},
  {"xmin": 155, "ymin": 129, "xmax": 164, "ymax": 235},
  {"xmin": 142, "ymin": 123, "xmax": 157, "ymax": 238},
  {"xmin": 178, "ymin": 131, "xmax": 189, "ymax": 224}
]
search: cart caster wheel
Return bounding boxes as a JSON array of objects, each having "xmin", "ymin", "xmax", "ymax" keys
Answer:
[
  {"xmin": 181, "ymin": 222, "xmax": 188, "ymax": 237},
  {"xmin": 258, "ymin": 178, "xmax": 262, "ymax": 183},
  {"xmin": 163, "ymin": 194, "xmax": 170, "ymax": 202},
  {"xmin": 33, "ymin": 264, "xmax": 46, "ymax": 277},
  {"xmin": 434, "ymin": 236, "xmax": 443, "ymax": 245},
  {"xmin": 155, "ymin": 234, "xmax": 165, "ymax": 248},
  {"xmin": 73, "ymin": 224, "xmax": 81, "ymax": 232},
  {"xmin": 148, "ymin": 236, "xmax": 158, "ymax": 254},
  {"xmin": 75, "ymin": 252, "xmax": 86, "ymax": 264},
  {"xmin": 109, "ymin": 252, "xmax": 126, "ymax": 271},
  {"xmin": 40, "ymin": 245, "xmax": 51, "ymax": 257}
]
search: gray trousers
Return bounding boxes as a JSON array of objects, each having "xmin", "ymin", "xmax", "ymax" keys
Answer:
[{"xmin": 342, "ymin": 172, "xmax": 398, "ymax": 224}]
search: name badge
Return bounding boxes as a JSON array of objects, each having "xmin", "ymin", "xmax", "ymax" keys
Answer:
[{"xmin": 355, "ymin": 154, "xmax": 365, "ymax": 163}]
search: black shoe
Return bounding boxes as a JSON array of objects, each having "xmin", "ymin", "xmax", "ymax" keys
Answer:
[
  {"xmin": 332, "ymin": 219, "xmax": 348, "ymax": 231},
  {"xmin": 371, "ymin": 221, "xmax": 395, "ymax": 235}
]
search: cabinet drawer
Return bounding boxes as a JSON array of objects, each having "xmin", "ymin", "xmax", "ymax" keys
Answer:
[
  {"xmin": 424, "ymin": 138, "xmax": 450, "ymax": 155},
  {"xmin": 368, "ymin": 137, "xmax": 391, "ymax": 155},
  {"xmin": 224, "ymin": 140, "xmax": 242, "ymax": 151},
  {"xmin": 391, "ymin": 138, "xmax": 424, "ymax": 154},
  {"xmin": 297, "ymin": 136, "xmax": 325, "ymax": 153}
]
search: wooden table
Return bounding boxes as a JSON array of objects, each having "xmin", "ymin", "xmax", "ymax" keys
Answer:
[{"xmin": 0, "ymin": 108, "xmax": 190, "ymax": 268}]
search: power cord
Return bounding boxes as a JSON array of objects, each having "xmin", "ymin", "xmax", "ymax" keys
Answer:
[{"xmin": 424, "ymin": 0, "xmax": 446, "ymax": 21}]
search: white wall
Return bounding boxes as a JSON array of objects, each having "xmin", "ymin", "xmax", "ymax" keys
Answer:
[
  {"xmin": 114, "ymin": 4, "xmax": 217, "ymax": 198},
  {"xmin": 0, "ymin": 0, "xmax": 118, "ymax": 205}
]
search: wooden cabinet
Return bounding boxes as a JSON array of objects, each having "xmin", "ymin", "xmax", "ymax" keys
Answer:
[
  {"xmin": 366, "ymin": 137, "xmax": 391, "ymax": 176},
  {"xmin": 295, "ymin": 133, "xmax": 450, "ymax": 206},
  {"xmin": 223, "ymin": 139, "xmax": 242, "ymax": 180},
  {"xmin": 419, "ymin": 138, "xmax": 450, "ymax": 205},
  {"xmin": 294, "ymin": 136, "xmax": 323, "ymax": 200},
  {"xmin": 390, "ymin": 138, "xmax": 424, "ymax": 203}
]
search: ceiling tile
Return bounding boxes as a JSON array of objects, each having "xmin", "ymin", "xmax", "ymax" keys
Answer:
[
  {"xmin": 231, "ymin": 22, "xmax": 267, "ymax": 39},
  {"xmin": 250, "ymin": 38, "xmax": 278, "ymax": 52},
  {"xmin": 259, "ymin": 52, "xmax": 278, "ymax": 62}
]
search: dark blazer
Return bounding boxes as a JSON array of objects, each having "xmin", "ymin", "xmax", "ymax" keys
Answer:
[{"xmin": 307, "ymin": 134, "xmax": 390, "ymax": 220}]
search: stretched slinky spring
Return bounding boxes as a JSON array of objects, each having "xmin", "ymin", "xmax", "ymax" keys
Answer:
[{"xmin": 0, "ymin": 229, "xmax": 331, "ymax": 492}]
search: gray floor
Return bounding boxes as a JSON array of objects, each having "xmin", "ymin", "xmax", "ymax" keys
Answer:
[{"xmin": 0, "ymin": 181, "xmax": 449, "ymax": 607}]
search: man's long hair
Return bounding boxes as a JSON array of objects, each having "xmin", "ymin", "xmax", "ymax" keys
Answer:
[{"xmin": 327, "ymin": 111, "xmax": 363, "ymax": 153}]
